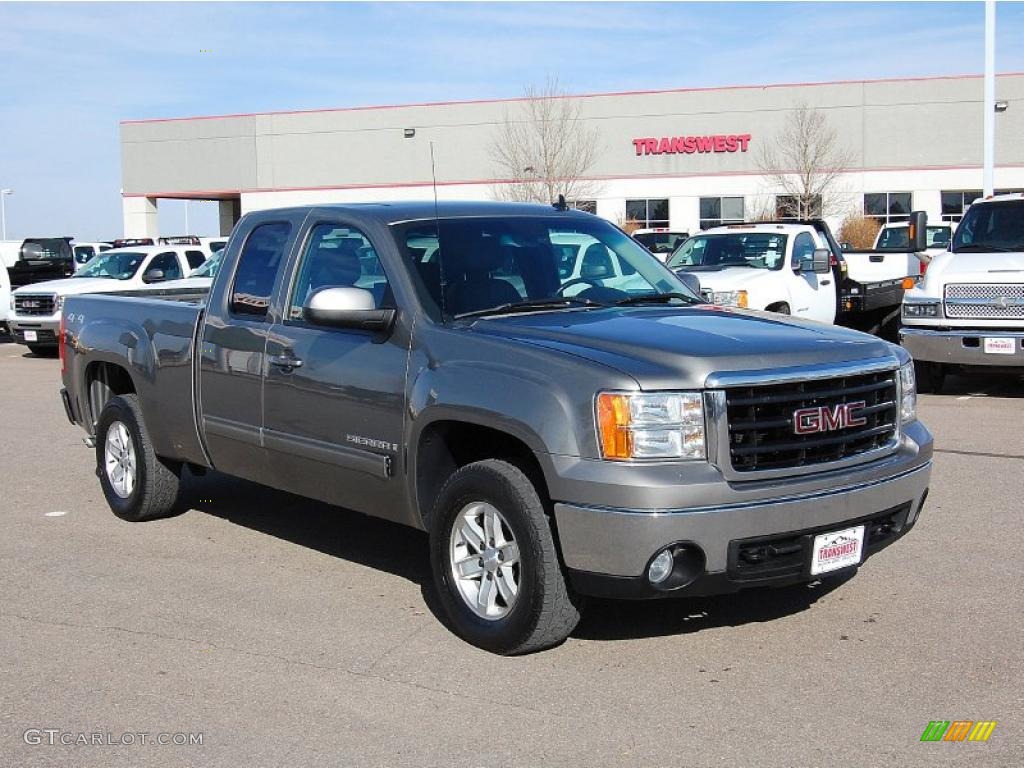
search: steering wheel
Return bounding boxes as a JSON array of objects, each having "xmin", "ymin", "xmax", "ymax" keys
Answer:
[{"xmin": 556, "ymin": 277, "xmax": 602, "ymax": 295}]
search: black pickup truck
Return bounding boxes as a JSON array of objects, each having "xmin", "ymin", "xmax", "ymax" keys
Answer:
[
  {"xmin": 8, "ymin": 237, "xmax": 75, "ymax": 288},
  {"xmin": 59, "ymin": 202, "xmax": 932, "ymax": 654}
]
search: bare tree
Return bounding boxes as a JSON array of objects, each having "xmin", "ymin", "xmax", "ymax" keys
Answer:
[
  {"xmin": 490, "ymin": 78, "xmax": 601, "ymax": 205},
  {"xmin": 756, "ymin": 103, "xmax": 854, "ymax": 219}
]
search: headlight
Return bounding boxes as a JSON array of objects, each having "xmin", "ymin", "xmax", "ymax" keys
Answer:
[
  {"xmin": 711, "ymin": 290, "xmax": 748, "ymax": 308},
  {"xmin": 902, "ymin": 300, "xmax": 939, "ymax": 318},
  {"xmin": 899, "ymin": 361, "xmax": 917, "ymax": 423},
  {"xmin": 596, "ymin": 391, "xmax": 706, "ymax": 460}
]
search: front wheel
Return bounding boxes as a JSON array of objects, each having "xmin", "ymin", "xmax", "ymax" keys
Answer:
[
  {"xmin": 95, "ymin": 394, "xmax": 182, "ymax": 521},
  {"xmin": 26, "ymin": 343, "xmax": 56, "ymax": 356},
  {"xmin": 429, "ymin": 459, "xmax": 581, "ymax": 654}
]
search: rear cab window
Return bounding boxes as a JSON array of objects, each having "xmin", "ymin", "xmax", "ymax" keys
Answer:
[{"xmin": 230, "ymin": 222, "xmax": 293, "ymax": 319}]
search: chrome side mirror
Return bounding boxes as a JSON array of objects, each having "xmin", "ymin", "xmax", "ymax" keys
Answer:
[{"xmin": 303, "ymin": 286, "xmax": 396, "ymax": 333}]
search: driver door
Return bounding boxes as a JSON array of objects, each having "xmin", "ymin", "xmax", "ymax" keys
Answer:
[
  {"xmin": 261, "ymin": 218, "xmax": 410, "ymax": 522},
  {"xmin": 788, "ymin": 232, "xmax": 834, "ymax": 322}
]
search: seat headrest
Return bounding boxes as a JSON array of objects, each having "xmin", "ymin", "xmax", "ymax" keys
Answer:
[{"xmin": 580, "ymin": 242, "xmax": 613, "ymax": 279}]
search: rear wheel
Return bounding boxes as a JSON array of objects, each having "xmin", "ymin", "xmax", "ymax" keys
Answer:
[
  {"xmin": 429, "ymin": 459, "xmax": 581, "ymax": 655},
  {"xmin": 768, "ymin": 302, "xmax": 791, "ymax": 315},
  {"xmin": 914, "ymin": 361, "xmax": 945, "ymax": 394},
  {"xmin": 95, "ymin": 394, "xmax": 182, "ymax": 521}
]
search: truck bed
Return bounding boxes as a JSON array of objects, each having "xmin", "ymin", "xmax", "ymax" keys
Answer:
[{"xmin": 61, "ymin": 292, "xmax": 208, "ymax": 467}]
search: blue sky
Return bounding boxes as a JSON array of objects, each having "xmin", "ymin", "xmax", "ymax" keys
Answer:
[{"xmin": 0, "ymin": 1, "xmax": 1022, "ymax": 240}]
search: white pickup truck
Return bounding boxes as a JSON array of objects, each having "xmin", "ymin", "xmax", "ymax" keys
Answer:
[
  {"xmin": 8, "ymin": 245, "xmax": 207, "ymax": 352},
  {"xmin": 900, "ymin": 193, "xmax": 1024, "ymax": 392},
  {"xmin": 667, "ymin": 219, "xmax": 925, "ymax": 333}
]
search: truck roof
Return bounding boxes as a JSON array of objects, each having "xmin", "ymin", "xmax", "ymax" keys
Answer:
[
  {"xmin": 245, "ymin": 200, "xmax": 595, "ymax": 225},
  {"xmin": 702, "ymin": 222, "xmax": 815, "ymax": 235}
]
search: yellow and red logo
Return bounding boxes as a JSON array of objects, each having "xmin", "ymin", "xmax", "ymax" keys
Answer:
[{"xmin": 920, "ymin": 721, "xmax": 997, "ymax": 742}]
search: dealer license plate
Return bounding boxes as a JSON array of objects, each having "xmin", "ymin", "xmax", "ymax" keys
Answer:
[
  {"xmin": 983, "ymin": 337, "xmax": 1016, "ymax": 355},
  {"xmin": 23, "ymin": 330, "xmax": 37, "ymax": 342},
  {"xmin": 810, "ymin": 525, "xmax": 865, "ymax": 576}
]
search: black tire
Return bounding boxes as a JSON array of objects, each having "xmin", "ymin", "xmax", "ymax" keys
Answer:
[
  {"xmin": 429, "ymin": 459, "xmax": 581, "ymax": 655},
  {"xmin": 915, "ymin": 360, "xmax": 945, "ymax": 394},
  {"xmin": 95, "ymin": 394, "xmax": 182, "ymax": 522},
  {"xmin": 768, "ymin": 302, "xmax": 791, "ymax": 315},
  {"xmin": 27, "ymin": 344, "xmax": 56, "ymax": 356}
]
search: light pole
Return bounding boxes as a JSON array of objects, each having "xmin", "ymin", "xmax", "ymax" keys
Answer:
[
  {"xmin": 983, "ymin": 0, "xmax": 995, "ymax": 196},
  {"xmin": 0, "ymin": 188, "xmax": 12, "ymax": 240}
]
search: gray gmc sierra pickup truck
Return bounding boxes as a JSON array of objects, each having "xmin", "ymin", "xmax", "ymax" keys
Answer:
[{"xmin": 59, "ymin": 202, "xmax": 933, "ymax": 654}]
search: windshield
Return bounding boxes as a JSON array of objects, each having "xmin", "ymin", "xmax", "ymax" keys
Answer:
[
  {"xmin": 73, "ymin": 245, "xmax": 95, "ymax": 264},
  {"xmin": 634, "ymin": 231, "xmax": 688, "ymax": 254},
  {"xmin": 667, "ymin": 232, "xmax": 788, "ymax": 271},
  {"xmin": 390, "ymin": 215, "xmax": 696, "ymax": 320},
  {"xmin": 952, "ymin": 200, "xmax": 1024, "ymax": 252},
  {"xmin": 74, "ymin": 251, "xmax": 146, "ymax": 280},
  {"xmin": 877, "ymin": 225, "xmax": 951, "ymax": 249},
  {"xmin": 189, "ymin": 251, "xmax": 221, "ymax": 277},
  {"xmin": 21, "ymin": 238, "xmax": 72, "ymax": 261}
]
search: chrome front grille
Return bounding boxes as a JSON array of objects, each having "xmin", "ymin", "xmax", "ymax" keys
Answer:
[
  {"xmin": 14, "ymin": 294, "xmax": 57, "ymax": 316},
  {"xmin": 945, "ymin": 283, "xmax": 1024, "ymax": 319},
  {"xmin": 723, "ymin": 369, "xmax": 898, "ymax": 474}
]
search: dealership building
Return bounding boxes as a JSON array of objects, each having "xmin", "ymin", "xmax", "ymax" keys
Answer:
[{"xmin": 120, "ymin": 72, "xmax": 1024, "ymax": 238}]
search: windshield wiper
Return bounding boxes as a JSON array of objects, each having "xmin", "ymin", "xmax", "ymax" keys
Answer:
[
  {"xmin": 953, "ymin": 244, "xmax": 1016, "ymax": 253},
  {"xmin": 613, "ymin": 292, "xmax": 701, "ymax": 307},
  {"xmin": 453, "ymin": 297, "xmax": 608, "ymax": 320}
]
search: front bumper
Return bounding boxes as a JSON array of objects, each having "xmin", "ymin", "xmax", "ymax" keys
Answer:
[
  {"xmin": 9, "ymin": 316, "xmax": 60, "ymax": 346},
  {"xmin": 901, "ymin": 326, "xmax": 1024, "ymax": 368},
  {"xmin": 553, "ymin": 423, "xmax": 932, "ymax": 598}
]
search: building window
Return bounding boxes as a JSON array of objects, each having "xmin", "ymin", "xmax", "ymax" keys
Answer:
[
  {"xmin": 699, "ymin": 196, "xmax": 744, "ymax": 230},
  {"xmin": 626, "ymin": 198, "xmax": 669, "ymax": 228},
  {"xmin": 569, "ymin": 200, "xmax": 597, "ymax": 214},
  {"xmin": 940, "ymin": 190, "xmax": 982, "ymax": 223},
  {"xmin": 864, "ymin": 192, "xmax": 912, "ymax": 225},
  {"xmin": 776, "ymin": 195, "xmax": 822, "ymax": 220},
  {"xmin": 943, "ymin": 189, "xmax": 1024, "ymax": 222}
]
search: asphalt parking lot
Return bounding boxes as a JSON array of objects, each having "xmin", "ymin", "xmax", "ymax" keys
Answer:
[{"xmin": 1, "ymin": 336, "xmax": 1021, "ymax": 768}]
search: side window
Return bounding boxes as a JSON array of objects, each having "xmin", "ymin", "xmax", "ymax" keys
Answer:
[
  {"xmin": 185, "ymin": 250, "xmax": 206, "ymax": 270},
  {"xmin": 149, "ymin": 251, "xmax": 183, "ymax": 280},
  {"xmin": 231, "ymin": 222, "xmax": 292, "ymax": 318},
  {"xmin": 288, "ymin": 223, "xmax": 392, "ymax": 322},
  {"xmin": 792, "ymin": 233, "xmax": 816, "ymax": 265}
]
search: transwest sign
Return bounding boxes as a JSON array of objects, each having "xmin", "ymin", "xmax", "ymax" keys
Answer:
[{"xmin": 632, "ymin": 134, "xmax": 752, "ymax": 156}]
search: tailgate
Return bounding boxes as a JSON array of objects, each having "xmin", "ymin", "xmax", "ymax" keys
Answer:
[{"xmin": 844, "ymin": 250, "xmax": 922, "ymax": 283}]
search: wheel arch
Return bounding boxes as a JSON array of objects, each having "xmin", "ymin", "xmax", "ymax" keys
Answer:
[{"xmin": 410, "ymin": 413, "xmax": 554, "ymax": 530}]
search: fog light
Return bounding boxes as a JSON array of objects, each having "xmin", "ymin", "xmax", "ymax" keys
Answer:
[{"xmin": 648, "ymin": 549, "xmax": 674, "ymax": 584}]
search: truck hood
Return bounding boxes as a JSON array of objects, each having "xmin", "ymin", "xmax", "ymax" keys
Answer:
[
  {"xmin": 926, "ymin": 251, "xmax": 1024, "ymax": 285},
  {"xmin": 469, "ymin": 306, "xmax": 899, "ymax": 389},
  {"xmin": 12, "ymin": 277, "xmax": 130, "ymax": 296},
  {"xmin": 679, "ymin": 266, "xmax": 775, "ymax": 291}
]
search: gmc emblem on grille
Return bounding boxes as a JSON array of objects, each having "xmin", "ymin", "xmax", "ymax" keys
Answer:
[{"xmin": 793, "ymin": 401, "xmax": 867, "ymax": 435}]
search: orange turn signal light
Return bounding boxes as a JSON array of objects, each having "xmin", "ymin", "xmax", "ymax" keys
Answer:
[
  {"xmin": 596, "ymin": 393, "xmax": 633, "ymax": 460},
  {"xmin": 902, "ymin": 277, "xmax": 916, "ymax": 290}
]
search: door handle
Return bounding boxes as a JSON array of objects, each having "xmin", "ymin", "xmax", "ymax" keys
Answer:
[
  {"xmin": 820, "ymin": 279, "xmax": 832, "ymax": 286},
  {"xmin": 268, "ymin": 353, "xmax": 303, "ymax": 371}
]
